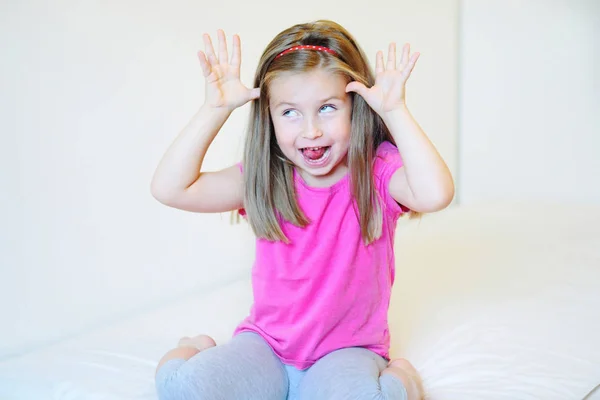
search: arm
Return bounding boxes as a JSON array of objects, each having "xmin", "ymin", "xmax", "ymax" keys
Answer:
[
  {"xmin": 150, "ymin": 105, "xmax": 243, "ymax": 213},
  {"xmin": 383, "ymin": 105, "xmax": 454, "ymax": 212},
  {"xmin": 346, "ymin": 42, "xmax": 454, "ymax": 213},
  {"xmin": 150, "ymin": 30, "xmax": 259, "ymax": 213}
]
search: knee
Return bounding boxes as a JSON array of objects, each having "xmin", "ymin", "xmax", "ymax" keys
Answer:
[
  {"xmin": 155, "ymin": 358, "xmax": 205, "ymax": 400},
  {"xmin": 156, "ymin": 358, "xmax": 186, "ymax": 400},
  {"xmin": 299, "ymin": 372, "xmax": 408, "ymax": 400},
  {"xmin": 378, "ymin": 373, "xmax": 409, "ymax": 400},
  {"xmin": 156, "ymin": 347, "xmax": 201, "ymax": 376},
  {"xmin": 343, "ymin": 377, "xmax": 408, "ymax": 400}
]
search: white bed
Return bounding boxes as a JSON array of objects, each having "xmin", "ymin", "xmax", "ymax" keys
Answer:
[{"xmin": 1, "ymin": 203, "xmax": 599, "ymax": 399}]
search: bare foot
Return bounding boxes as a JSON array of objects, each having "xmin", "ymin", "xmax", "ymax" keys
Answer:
[
  {"xmin": 156, "ymin": 334, "xmax": 217, "ymax": 377},
  {"xmin": 381, "ymin": 358, "xmax": 424, "ymax": 400},
  {"xmin": 178, "ymin": 334, "xmax": 217, "ymax": 351}
]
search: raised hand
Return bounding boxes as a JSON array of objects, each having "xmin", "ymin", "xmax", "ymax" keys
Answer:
[
  {"xmin": 197, "ymin": 30, "xmax": 260, "ymax": 111},
  {"xmin": 346, "ymin": 43, "xmax": 419, "ymax": 117}
]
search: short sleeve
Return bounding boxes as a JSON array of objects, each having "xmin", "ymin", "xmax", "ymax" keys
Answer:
[{"xmin": 373, "ymin": 141, "xmax": 409, "ymax": 219}]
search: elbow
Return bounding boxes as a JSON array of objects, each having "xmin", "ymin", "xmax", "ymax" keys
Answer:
[
  {"xmin": 150, "ymin": 180, "xmax": 175, "ymax": 206},
  {"xmin": 412, "ymin": 180, "xmax": 455, "ymax": 213},
  {"xmin": 433, "ymin": 179, "xmax": 455, "ymax": 211},
  {"xmin": 150, "ymin": 185, "xmax": 165, "ymax": 205},
  {"xmin": 436, "ymin": 182, "xmax": 455, "ymax": 210}
]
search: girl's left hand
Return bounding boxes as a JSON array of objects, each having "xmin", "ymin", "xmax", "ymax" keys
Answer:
[{"xmin": 346, "ymin": 43, "xmax": 419, "ymax": 117}]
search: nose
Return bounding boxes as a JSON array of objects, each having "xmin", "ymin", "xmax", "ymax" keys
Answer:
[{"xmin": 302, "ymin": 119, "xmax": 323, "ymax": 139}]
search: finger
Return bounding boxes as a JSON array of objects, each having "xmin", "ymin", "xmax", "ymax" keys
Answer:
[
  {"xmin": 217, "ymin": 29, "xmax": 228, "ymax": 64},
  {"xmin": 345, "ymin": 81, "xmax": 368, "ymax": 97},
  {"xmin": 400, "ymin": 43, "xmax": 410, "ymax": 67},
  {"xmin": 386, "ymin": 42, "xmax": 396, "ymax": 70},
  {"xmin": 403, "ymin": 52, "xmax": 420, "ymax": 77},
  {"xmin": 197, "ymin": 51, "xmax": 211, "ymax": 77},
  {"xmin": 375, "ymin": 50, "xmax": 384, "ymax": 74},
  {"xmin": 203, "ymin": 33, "xmax": 218, "ymax": 66},
  {"xmin": 249, "ymin": 87, "xmax": 260, "ymax": 100},
  {"xmin": 231, "ymin": 34, "xmax": 241, "ymax": 69}
]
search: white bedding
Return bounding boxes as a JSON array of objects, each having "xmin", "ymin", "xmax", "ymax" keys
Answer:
[
  {"xmin": 0, "ymin": 279, "xmax": 253, "ymax": 400},
  {"xmin": 2, "ymin": 203, "xmax": 599, "ymax": 399}
]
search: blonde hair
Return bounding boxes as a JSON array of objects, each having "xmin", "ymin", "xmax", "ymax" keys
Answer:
[{"xmin": 242, "ymin": 20, "xmax": 402, "ymax": 244}]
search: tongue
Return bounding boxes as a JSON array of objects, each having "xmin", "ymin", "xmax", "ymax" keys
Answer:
[{"xmin": 303, "ymin": 147, "xmax": 326, "ymax": 160}]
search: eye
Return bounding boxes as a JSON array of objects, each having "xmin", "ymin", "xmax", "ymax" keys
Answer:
[
  {"xmin": 320, "ymin": 104, "xmax": 336, "ymax": 113},
  {"xmin": 282, "ymin": 109, "xmax": 299, "ymax": 117}
]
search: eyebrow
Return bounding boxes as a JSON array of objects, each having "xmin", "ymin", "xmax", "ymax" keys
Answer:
[{"xmin": 272, "ymin": 96, "xmax": 345, "ymax": 109}]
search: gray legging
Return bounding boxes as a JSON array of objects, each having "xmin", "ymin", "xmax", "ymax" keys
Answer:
[{"xmin": 156, "ymin": 332, "xmax": 407, "ymax": 400}]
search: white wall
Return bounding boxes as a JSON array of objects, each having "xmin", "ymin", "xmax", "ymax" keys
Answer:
[
  {"xmin": 459, "ymin": 0, "xmax": 600, "ymax": 204},
  {"xmin": 0, "ymin": 0, "xmax": 458, "ymax": 357}
]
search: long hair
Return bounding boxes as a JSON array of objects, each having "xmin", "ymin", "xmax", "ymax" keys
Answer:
[{"xmin": 242, "ymin": 20, "xmax": 396, "ymax": 244}]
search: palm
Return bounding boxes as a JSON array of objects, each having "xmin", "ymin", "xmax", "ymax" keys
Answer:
[
  {"xmin": 204, "ymin": 62, "xmax": 250, "ymax": 109},
  {"xmin": 198, "ymin": 30, "xmax": 259, "ymax": 111},
  {"xmin": 347, "ymin": 43, "xmax": 419, "ymax": 116}
]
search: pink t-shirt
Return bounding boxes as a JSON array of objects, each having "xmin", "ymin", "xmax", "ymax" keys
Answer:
[{"xmin": 234, "ymin": 141, "xmax": 406, "ymax": 369}]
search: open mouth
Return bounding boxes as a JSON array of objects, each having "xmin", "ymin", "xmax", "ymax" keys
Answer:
[{"xmin": 300, "ymin": 146, "xmax": 331, "ymax": 166}]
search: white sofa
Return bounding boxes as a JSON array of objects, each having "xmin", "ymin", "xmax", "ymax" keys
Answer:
[{"xmin": 1, "ymin": 203, "xmax": 599, "ymax": 399}]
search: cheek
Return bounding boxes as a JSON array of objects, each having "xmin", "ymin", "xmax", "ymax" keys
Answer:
[
  {"xmin": 272, "ymin": 120, "xmax": 298, "ymax": 146},
  {"xmin": 328, "ymin": 115, "xmax": 352, "ymax": 141}
]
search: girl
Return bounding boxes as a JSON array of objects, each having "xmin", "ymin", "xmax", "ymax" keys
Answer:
[{"xmin": 151, "ymin": 20, "xmax": 453, "ymax": 400}]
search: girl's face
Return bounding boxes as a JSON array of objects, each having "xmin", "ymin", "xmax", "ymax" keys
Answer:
[{"xmin": 269, "ymin": 69, "xmax": 352, "ymax": 188}]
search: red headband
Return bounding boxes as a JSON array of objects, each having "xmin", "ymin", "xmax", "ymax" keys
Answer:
[{"xmin": 275, "ymin": 45, "xmax": 337, "ymax": 59}]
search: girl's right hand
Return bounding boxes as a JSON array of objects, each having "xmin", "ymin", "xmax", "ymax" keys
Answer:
[{"xmin": 198, "ymin": 30, "xmax": 260, "ymax": 112}]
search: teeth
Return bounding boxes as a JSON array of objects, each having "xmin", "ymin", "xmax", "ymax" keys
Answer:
[{"xmin": 303, "ymin": 147, "xmax": 330, "ymax": 164}]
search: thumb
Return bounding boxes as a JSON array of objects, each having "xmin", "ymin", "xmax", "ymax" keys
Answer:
[
  {"xmin": 249, "ymin": 87, "xmax": 260, "ymax": 100},
  {"xmin": 346, "ymin": 81, "xmax": 368, "ymax": 97}
]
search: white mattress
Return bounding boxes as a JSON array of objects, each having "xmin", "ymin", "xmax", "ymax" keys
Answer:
[
  {"xmin": 0, "ymin": 279, "xmax": 253, "ymax": 400},
  {"xmin": 2, "ymin": 203, "xmax": 599, "ymax": 399}
]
